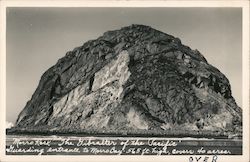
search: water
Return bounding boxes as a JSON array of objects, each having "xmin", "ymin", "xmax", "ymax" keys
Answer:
[{"xmin": 6, "ymin": 135, "xmax": 242, "ymax": 155}]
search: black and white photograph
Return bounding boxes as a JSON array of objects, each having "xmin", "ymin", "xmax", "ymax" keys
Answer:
[{"xmin": 0, "ymin": 1, "xmax": 249, "ymax": 162}]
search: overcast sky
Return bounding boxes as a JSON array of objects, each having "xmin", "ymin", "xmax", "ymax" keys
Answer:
[{"xmin": 6, "ymin": 7, "xmax": 242, "ymax": 124}]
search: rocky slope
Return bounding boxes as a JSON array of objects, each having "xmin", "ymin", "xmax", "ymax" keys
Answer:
[{"xmin": 14, "ymin": 24, "xmax": 242, "ymax": 137}]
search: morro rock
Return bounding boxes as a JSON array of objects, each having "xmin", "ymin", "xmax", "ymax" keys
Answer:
[{"xmin": 14, "ymin": 25, "xmax": 242, "ymax": 137}]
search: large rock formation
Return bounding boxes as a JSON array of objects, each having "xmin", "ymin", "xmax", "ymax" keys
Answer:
[{"xmin": 14, "ymin": 25, "xmax": 242, "ymax": 137}]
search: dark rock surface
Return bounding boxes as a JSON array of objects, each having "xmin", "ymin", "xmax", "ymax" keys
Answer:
[{"xmin": 14, "ymin": 24, "xmax": 242, "ymax": 137}]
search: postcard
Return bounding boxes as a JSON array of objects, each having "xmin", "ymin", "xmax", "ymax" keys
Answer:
[{"xmin": 0, "ymin": 1, "xmax": 249, "ymax": 162}]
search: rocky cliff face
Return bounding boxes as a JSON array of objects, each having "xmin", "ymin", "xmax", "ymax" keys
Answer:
[{"xmin": 15, "ymin": 24, "xmax": 242, "ymax": 136}]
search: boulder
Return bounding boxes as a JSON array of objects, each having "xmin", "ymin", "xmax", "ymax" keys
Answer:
[{"xmin": 14, "ymin": 24, "xmax": 242, "ymax": 137}]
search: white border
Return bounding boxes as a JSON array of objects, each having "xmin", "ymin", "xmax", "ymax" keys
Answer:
[{"xmin": 0, "ymin": 1, "xmax": 249, "ymax": 162}]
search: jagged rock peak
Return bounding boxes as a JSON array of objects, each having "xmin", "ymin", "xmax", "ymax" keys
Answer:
[{"xmin": 14, "ymin": 24, "xmax": 242, "ymax": 137}]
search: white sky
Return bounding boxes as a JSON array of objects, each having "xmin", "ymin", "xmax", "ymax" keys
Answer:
[{"xmin": 6, "ymin": 7, "xmax": 242, "ymax": 123}]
